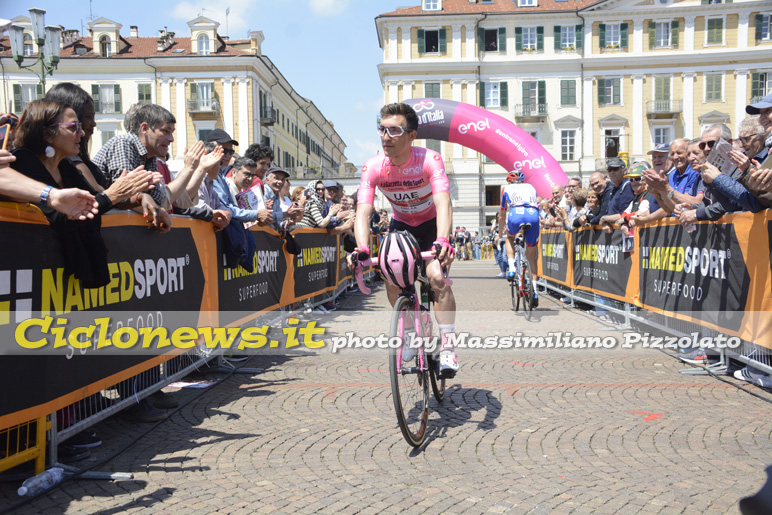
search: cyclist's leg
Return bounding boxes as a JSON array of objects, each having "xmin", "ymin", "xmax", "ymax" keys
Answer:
[
  {"xmin": 522, "ymin": 209, "xmax": 541, "ymax": 303},
  {"xmin": 412, "ymin": 218, "xmax": 458, "ymax": 377}
]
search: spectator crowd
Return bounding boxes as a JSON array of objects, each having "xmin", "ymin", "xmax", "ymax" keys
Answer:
[
  {"xmin": 0, "ymin": 85, "xmax": 392, "ymax": 460},
  {"xmin": 1, "ymin": 85, "xmax": 771, "ymax": 459}
]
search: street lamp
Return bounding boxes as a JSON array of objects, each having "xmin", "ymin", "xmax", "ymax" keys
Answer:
[{"xmin": 8, "ymin": 8, "xmax": 62, "ymax": 92}]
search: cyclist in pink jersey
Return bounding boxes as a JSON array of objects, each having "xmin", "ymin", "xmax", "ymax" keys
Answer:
[{"xmin": 350, "ymin": 102, "xmax": 459, "ymax": 378}]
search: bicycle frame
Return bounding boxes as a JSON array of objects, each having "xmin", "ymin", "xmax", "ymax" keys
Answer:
[{"xmin": 352, "ymin": 250, "xmax": 453, "ymax": 374}]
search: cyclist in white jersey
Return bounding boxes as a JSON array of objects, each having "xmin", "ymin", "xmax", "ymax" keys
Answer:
[{"xmin": 499, "ymin": 170, "xmax": 540, "ymax": 307}]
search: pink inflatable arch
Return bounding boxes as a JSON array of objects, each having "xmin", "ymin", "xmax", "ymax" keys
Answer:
[{"xmin": 403, "ymin": 98, "xmax": 568, "ymax": 198}]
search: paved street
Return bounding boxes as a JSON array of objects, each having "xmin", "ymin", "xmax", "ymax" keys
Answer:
[{"xmin": 3, "ymin": 260, "xmax": 772, "ymax": 514}]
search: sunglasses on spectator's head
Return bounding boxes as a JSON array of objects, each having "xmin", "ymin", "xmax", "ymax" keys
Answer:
[
  {"xmin": 699, "ymin": 140, "xmax": 717, "ymax": 150},
  {"xmin": 377, "ymin": 125, "xmax": 413, "ymax": 137}
]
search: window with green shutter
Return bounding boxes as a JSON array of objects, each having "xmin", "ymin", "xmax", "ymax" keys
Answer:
[
  {"xmin": 670, "ymin": 21, "xmax": 679, "ymax": 47},
  {"xmin": 500, "ymin": 82, "xmax": 509, "ymax": 108},
  {"xmin": 654, "ymin": 76, "xmax": 671, "ymax": 102},
  {"xmin": 91, "ymin": 84, "xmax": 101, "ymax": 113},
  {"xmin": 419, "ymin": 29, "xmax": 441, "ymax": 53},
  {"xmin": 755, "ymin": 14, "xmax": 771, "ymax": 42},
  {"xmin": 560, "ymin": 80, "xmax": 576, "ymax": 106},
  {"xmin": 598, "ymin": 78, "xmax": 621, "ymax": 105},
  {"xmin": 707, "ymin": 18, "xmax": 723, "ymax": 45},
  {"xmin": 536, "ymin": 26, "xmax": 544, "ymax": 50},
  {"xmin": 705, "ymin": 73, "xmax": 722, "ymax": 102},
  {"xmin": 515, "ymin": 27, "xmax": 523, "ymax": 50},
  {"xmin": 481, "ymin": 28, "xmax": 501, "ymax": 51},
  {"xmin": 138, "ymin": 84, "xmax": 152, "ymax": 103},
  {"xmin": 424, "ymin": 82, "xmax": 441, "ymax": 98},
  {"xmin": 620, "ymin": 23, "xmax": 628, "ymax": 49},
  {"xmin": 438, "ymin": 28, "xmax": 447, "ymax": 52}
]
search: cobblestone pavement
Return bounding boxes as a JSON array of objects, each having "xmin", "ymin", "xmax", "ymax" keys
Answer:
[{"xmin": 3, "ymin": 261, "xmax": 772, "ymax": 514}]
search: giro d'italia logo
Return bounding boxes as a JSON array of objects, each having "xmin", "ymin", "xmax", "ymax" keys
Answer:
[
  {"xmin": 0, "ymin": 269, "xmax": 33, "ymax": 325},
  {"xmin": 413, "ymin": 99, "xmax": 435, "ymax": 112}
]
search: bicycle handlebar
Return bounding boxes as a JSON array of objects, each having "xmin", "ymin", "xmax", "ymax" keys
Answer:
[{"xmin": 350, "ymin": 249, "xmax": 453, "ymax": 295}]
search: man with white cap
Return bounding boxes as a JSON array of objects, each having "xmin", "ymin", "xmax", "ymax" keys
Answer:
[{"xmin": 744, "ymin": 93, "xmax": 772, "ymax": 192}]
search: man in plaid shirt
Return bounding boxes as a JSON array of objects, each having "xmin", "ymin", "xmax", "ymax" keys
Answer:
[{"xmin": 93, "ymin": 104, "xmax": 174, "ymax": 208}]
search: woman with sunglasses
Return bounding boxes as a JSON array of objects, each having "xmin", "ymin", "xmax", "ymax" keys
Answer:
[
  {"xmin": 296, "ymin": 180, "xmax": 339, "ymax": 228},
  {"xmin": 10, "ymin": 100, "xmax": 155, "ymax": 287}
]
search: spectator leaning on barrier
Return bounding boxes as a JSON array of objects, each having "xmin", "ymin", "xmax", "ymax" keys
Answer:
[
  {"xmin": 598, "ymin": 157, "xmax": 635, "ymax": 234},
  {"xmin": 643, "ymin": 138, "xmax": 702, "ymax": 218},
  {"xmin": 729, "ymin": 117, "xmax": 772, "ymax": 208},
  {"xmin": 606, "ymin": 162, "xmax": 653, "ymax": 236},
  {"xmin": 93, "ymin": 103, "xmax": 178, "ymax": 210},
  {"xmin": 297, "ymin": 180, "xmax": 337, "ymax": 228},
  {"xmin": 243, "ymin": 143, "xmax": 273, "ymax": 198},
  {"xmin": 226, "ymin": 156, "xmax": 256, "ymax": 200},
  {"xmin": 745, "ymin": 94, "xmax": 772, "ymax": 193},
  {"xmin": 11, "ymin": 100, "xmax": 156, "ymax": 287},
  {"xmin": 0, "ymin": 148, "xmax": 100, "ymax": 220},
  {"xmin": 567, "ymin": 188, "xmax": 589, "ymax": 231},
  {"xmin": 679, "ymin": 125, "xmax": 765, "ymax": 223},
  {"xmin": 194, "ymin": 141, "xmax": 230, "ymax": 231},
  {"xmin": 564, "ymin": 177, "xmax": 581, "ymax": 220},
  {"xmin": 586, "ymin": 171, "xmax": 611, "ymax": 225}
]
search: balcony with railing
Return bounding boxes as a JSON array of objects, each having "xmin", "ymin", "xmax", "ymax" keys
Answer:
[
  {"xmin": 646, "ymin": 99, "xmax": 683, "ymax": 116},
  {"xmin": 514, "ymin": 103, "xmax": 548, "ymax": 118},
  {"xmin": 260, "ymin": 107, "xmax": 277, "ymax": 126},
  {"xmin": 186, "ymin": 99, "xmax": 220, "ymax": 115}
]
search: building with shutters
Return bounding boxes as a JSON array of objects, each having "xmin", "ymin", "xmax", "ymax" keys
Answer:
[
  {"xmin": 1, "ymin": 15, "xmax": 348, "ymax": 177},
  {"xmin": 376, "ymin": 0, "xmax": 772, "ymax": 231}
]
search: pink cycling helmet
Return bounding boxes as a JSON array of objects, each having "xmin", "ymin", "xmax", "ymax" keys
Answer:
[{"xmin": 379, "ymin": 230, "xmax": 421, "ymax": 288}]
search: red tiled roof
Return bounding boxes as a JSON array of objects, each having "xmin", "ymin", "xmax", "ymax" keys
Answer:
[
  {"xmin": 0, "ymin": 35, "xmax": 252, "ymax": 58},
  {"xmin": 379, "ymin": 0, "xmax": 599, "ymax": 16}
]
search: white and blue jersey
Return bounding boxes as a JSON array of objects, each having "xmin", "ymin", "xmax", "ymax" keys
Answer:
[{"xmin": 500, "ymin": 183, "xmax": 540, "ymax": 247}]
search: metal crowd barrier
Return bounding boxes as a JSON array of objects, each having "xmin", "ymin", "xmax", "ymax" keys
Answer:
[{"xmin": 537, "ymin": 277, "xmax": 772, "ymax": 378}]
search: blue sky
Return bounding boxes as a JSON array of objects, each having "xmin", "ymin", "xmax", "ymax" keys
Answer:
[{"xmin": 5, "ymin": 0, "xmax": 413, "ymax": 166}]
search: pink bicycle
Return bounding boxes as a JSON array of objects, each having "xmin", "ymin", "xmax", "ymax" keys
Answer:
[{"xmin": 351, "ymin": 232, "xmax": 452, "ymax": 447}]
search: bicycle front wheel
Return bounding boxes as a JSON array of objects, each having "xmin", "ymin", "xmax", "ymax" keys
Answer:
[
  {"xmin": 389, "ymin": 296, "xmax": 429, "ymax": 447},
  {"xmin": 522, "ymin": 259, "xmax": 535, "ymax": 321}
]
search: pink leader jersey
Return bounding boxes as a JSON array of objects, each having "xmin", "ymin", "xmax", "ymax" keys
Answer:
[{"xmin": 359, "ymin": 147, "xmax": 451, "ymax": 226}]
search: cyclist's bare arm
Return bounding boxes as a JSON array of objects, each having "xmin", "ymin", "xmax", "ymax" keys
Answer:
[
  {"xmin": 354, "ymin": 202, "xmax": 375, "ymax": 251},
  {"xmin": 433, "ymin": 192, "xmax": 453, "ymax": 266}
]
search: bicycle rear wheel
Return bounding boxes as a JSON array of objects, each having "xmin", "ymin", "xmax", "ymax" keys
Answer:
[
  {"xmin": 510, "ymin": 265, "xmax": 520, "ymax": 312},
  {"xmin": 389, "ymin": 296, "xmax": 429, "ymax": 447},
  {"xmin": 522, "ymin": 259, "xmax": 535, "ymax": 321}
]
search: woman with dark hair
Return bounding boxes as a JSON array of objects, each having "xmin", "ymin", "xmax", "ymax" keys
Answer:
[
  {"xmin": 44, "ymin": 82, "xmax": 106, "ymax": 190},
  {"xmin": 44, "ymin": 82, "xmax": 168, "ymax": 222},
  {"xmin": 11, "ymin": 100, "xmax": 155, "ymax": 287}
]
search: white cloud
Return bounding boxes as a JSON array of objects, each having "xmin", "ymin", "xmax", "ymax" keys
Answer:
[
  {"xmin": 170, "ymin": 0, "xmax": 254, "ymax": 38},
  {"xmin": 309, "ymin": 0, "xmax": 350, "ymax": 17}
]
